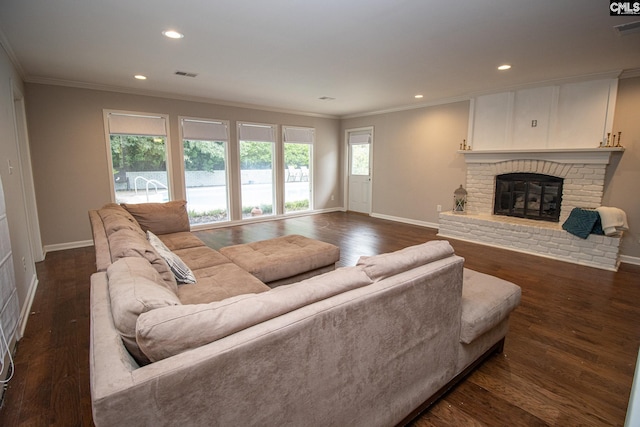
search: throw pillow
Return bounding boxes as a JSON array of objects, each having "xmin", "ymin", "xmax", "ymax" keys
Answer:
[
  {"xmin": 107, "ymin": 257, "xmax": 181, "ymax": 365},
  {"xmin": 121, "ymin": 200, "xmax": 190, "ymax": 235},
  {"xmin": 147, "ymin": 231, "xmax": 197, "ymax": 284},
  {"xmin": 356, "ymin": 240, "xmax": 455, "ymax": 282}
]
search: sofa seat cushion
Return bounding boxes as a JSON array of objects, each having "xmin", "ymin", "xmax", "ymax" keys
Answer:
[
  {"xmin": 172, "ymin": 246, "xmax": 232, "ymax": 271},
  {"xmin": 136, "ymin": 266, "xmax": 373, "ymax": 361},
  {"xmin": 121, "ymin": 200, "xmax": 190, "ymax": 235},
  {"xmin": 158, "ymin": 232, "xmax": 206, "ymax": 251},
  {"xmin": 357, "ymin": 240, "xmax": 455, "ymax": 282},
  {"xmin": 219, "ymin": 235, "xmax": 340, "ymax": 283},
  {"xmin": 460, "ymin": 269, "xmax": 521, "ymax": 344},
  {"xmin": 177, "ymin": 263, "xmax": 271, "ymax": 305},
  {"xmin": 107, "ymin": 257, "xmax": 181, "ymax": 364}
]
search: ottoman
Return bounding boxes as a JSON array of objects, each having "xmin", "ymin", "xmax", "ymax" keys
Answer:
[{"xmin": 219, "ymin": 235, "xmax": 341, "ymax": 287}]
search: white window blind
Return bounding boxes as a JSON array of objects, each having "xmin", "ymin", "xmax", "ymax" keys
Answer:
[
  {"xmin": 182, "ymin": 119, "xmax": 228, "ymax": 141},
  {"xmin": 238, "ymin": 123, "xmax": 276, "ymax": 142},
  {"xmin": 349, "ymin": 131, "xmax": 371, "ymax": 144},
  {"xmin": 108, "ymin": 112, "xmax": 167, "ymax": 136},
  {"xmin": 283, "ymin": 126, "xmax": 314, "ymax": 144}
]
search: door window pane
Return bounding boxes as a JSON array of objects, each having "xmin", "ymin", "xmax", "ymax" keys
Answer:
[{"xmin": 350, "ymin": 143, "xmax": 370, "ymax": 176}]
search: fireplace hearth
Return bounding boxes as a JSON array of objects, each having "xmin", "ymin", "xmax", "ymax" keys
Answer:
[
  {"xmin": 437, "ymin": 148, "xmax": 624, "ymax": 271},
  {"xmin": 494, "ymin": 173, "xmax": 563, "ymax": 222}
]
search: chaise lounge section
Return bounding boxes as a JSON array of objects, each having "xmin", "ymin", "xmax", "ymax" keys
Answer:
[{"xmin": 88, "ymin": 201, "xmax": 521, "ymax": 426}]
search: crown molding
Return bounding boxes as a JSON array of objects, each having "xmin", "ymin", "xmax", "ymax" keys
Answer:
[
  {"xmin": 24, "ymin": 76, "xmax": 341, "ymax": 120},
  {"xmin": 0, "ymin": 27, "xmax": 26, "ymax": 79},
  {"xmin": 620, "ymin": 68, "xmax": 640, "ymax": 79},
  {"xmin": 341, "ymin": 94, "xmax": 472, "ymax": 119}
]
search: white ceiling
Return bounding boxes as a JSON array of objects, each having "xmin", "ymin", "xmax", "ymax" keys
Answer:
[{"xmin": 1, "ymin": 0, "xmax": 639, "ymax": 117}]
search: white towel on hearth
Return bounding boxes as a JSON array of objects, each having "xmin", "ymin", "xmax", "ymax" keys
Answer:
[{"xmin": 595, "ymin": 206, "xmax": 629, "ymax": 236}]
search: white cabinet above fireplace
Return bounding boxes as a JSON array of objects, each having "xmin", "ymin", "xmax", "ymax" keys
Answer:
[{"xmin": 468, "ymin": 76, "xmax": 618, "ymax": 151}]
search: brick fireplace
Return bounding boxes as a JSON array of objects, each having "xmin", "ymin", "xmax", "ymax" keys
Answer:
[{"xmin": 438, "ymin": 148, "xmax": 625, "ymax": 271}]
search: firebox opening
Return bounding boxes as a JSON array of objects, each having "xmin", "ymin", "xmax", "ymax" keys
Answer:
[{"xmin": 494, "ymin": 173, "xmax": 563, "ymax": 222}]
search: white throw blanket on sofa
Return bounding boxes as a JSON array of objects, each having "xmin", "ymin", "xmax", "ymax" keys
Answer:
[{"xmin": 596, "ymin": 206, "xmax": 629, "ymax": 237}]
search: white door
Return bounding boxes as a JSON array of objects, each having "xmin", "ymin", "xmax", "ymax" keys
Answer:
[{"xmin": 347, "ymin": 129, "xmax": 372, "ymax": 214}]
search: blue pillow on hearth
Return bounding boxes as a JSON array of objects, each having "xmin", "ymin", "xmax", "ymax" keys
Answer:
[{"xmin": 562, "ymin": 208, "xmax": 604, "ymax": 239}]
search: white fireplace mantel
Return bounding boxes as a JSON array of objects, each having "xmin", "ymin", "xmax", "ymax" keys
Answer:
[{"xmin": 459, "ymin": 147, "xmax": 624, "ymax": 165}]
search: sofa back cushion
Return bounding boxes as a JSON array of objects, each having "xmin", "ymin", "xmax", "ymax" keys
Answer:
[
  {"xmin": 97, "ymin": 203, "xmax": 145, "ymax": 238},
  {"xmin": 108, "ymin": 228, "xmax": 178, "ymax": 292},
  {"xmin": 136, "ymin": 267, "xmax": 373, "ymax": 362},
  {"xmin": 107, "ymin": 257, "xmax": 181, "ymax": 364},
  {"xmin": 121, "ymin": 200, "xmax": 190, "ymax": 235},
  {"xmin": 356, "ymin": 240, "xmax": 455, "ymax": 282}
]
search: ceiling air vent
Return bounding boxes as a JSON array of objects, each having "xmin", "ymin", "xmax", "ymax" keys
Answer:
[
  {"xmin": 318, "ymin": 96, "xmax": 335, "ymax": 101},
  {"xmin": 614, "ymin": 21, "xmax": 640, "ymax": 36},
  {"xmin": 174, "ymin": 71, "xmax": 198, "ymax": 78}
]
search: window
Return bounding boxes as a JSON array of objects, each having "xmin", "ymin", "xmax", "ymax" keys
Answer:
[
  {"xmin": 180, "ymin": 118, "xmax": 230, "ymax": 225},
  {"xmin": 104, "ymin": 111, "xmax": 171, "ymax": 203},
  {"xmin": 238, "ymin": 122, "xmax": 276, "ymax": 218},
  {"xmin": 283, "ymin": 126, "xmax": 313, "ymax": 213},
  {"xmin": 349, "ymin": 131, "xmax": 371, "ymax": 176}
]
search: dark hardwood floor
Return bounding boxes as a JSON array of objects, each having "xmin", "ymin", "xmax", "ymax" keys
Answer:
[{"xmin": 0, "ymin": 211, "xmax": 638, "ymax": 426}]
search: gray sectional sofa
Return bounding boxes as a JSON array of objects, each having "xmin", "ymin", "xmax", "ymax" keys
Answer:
[{"xmin": 88, "ymin": 201, "xmax": 521, "ymax": 426}]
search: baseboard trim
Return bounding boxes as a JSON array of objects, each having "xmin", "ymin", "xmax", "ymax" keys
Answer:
[
  {"xmin": 18, "ymin": 273, "xmax": 38, "ymax": 339},
  {"xmin": 370, "ymin": 213, "xmax": 439, "ymax": 230},
  {"xmin": 619, "ymin": 254, "xmax": 640, "ymax": 267},
  {"xmin": 43, "ymin": 239, "xmax": 94, "ymax": 256}
]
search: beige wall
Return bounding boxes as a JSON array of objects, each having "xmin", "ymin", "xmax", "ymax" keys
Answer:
[
  {"xmin": 24, "ymin": 83, "xmax": 342, "ymax": 248},
  {"xmin": 341, "ymin": 102, "xmax": 469, "ymax": 225},
  {"xmin": 605, "ymin": 76, "xmax": 640, "ymax": 259}
]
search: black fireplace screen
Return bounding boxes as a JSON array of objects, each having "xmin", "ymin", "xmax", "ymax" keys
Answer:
[{"xmin": 494, "ymin": 173, "xmax": 563, "ymax": 222}]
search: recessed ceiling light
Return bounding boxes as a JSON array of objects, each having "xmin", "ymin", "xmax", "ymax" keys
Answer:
[
  {"xmin": 134, "ymin": 74, "xmax": 147, "ymax": 80},
  {"xmin": 162, "ymin": 30, "xmax": 184, "ymax": 39},
  {"xmin": 498, "ymin": 64, "xmax": 512, "ymax": 71},
  {"xmin": 415, "ymin": 94, "xmax": 424, "ymax": 99}
]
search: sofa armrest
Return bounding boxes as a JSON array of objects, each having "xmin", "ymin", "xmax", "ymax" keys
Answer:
[
  {"xmin": 88, "ymin": 211, "xmax": 112, "ymax": 271},
  {"xmin": 89, "ymin": 272, "xmax": 139, "ymax": 421},
  {"xmin": 460, "ymin": 268, "xmax": 521, "ymax": 344}
]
